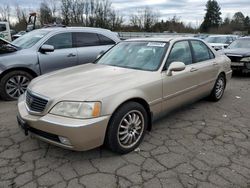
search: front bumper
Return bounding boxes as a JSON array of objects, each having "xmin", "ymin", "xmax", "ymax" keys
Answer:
[
  {"xmin": 231, "ymin": 62, "xmax": 250, "ymax": 71},
  {"xmin": 17, "ymin": 95, "xmax": 110, "ymax": 151}
]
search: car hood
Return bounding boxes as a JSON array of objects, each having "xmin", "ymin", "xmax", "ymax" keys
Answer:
[
  {"xmin": 222, "ymin": 48, "xmax": 250, "ymax": 57},
  {"xmin": 28, "ymin": 63, "xmax": 153, "ymax": 101}
]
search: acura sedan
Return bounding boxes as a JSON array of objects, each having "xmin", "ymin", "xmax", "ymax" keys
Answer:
[{"xmin": 17, "ymin": 38, "xmax": 232, "ymax": 154}]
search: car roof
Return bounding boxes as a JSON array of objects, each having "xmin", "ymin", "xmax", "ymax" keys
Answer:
[
  {"xmin": 39, "ymin": 27, "xmax": 113, "ymax": 33},
  {"xmin": 35, "ymin": 27, "xmax": 120, "ymax": 42},
  {"xmin": 239, "ymin": 36, "xmax": 250, "ymax": 40},
  {"xmin": 126, "ymin": 37, "xmax": 198, "ymax": 43},
  {"xmin": 208, "ymin": 35, "xmax": 235, "ymax": 38}
]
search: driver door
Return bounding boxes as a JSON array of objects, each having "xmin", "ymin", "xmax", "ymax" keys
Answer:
[
  {"xmin": 162, "ymin": 40, "xmax": 201, "ymax": 113},
  {"xmin": 38, "ymin": 32, "xmax": 78, "ymax": 74}
]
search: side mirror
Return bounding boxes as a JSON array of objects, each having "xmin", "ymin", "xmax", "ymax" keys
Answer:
[
  {"xmin": 167, "ymin": 62, "xmax": 186, "ymax": 76},
  {"xmin": 96, "ymin": 50, "xmax": 105, "ymax": 60},
  {"xmin": 40, "ymin": 45, "xmax": 54, "ymax": 53}
]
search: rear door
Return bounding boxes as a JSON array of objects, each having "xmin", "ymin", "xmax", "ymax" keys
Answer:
[
  {"xmin": 189, "ymin": 40, "xmax": 219, "ymax": 94},
  {"xmin": 38, "ymin": 32, "xmax": 78, "ymax": 74},
  {"xmin": 73, "ymin": 32, "xmax": 116, "ymax": 65}
]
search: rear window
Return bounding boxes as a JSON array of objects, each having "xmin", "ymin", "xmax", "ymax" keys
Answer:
[
  {"xmin": 98, "ymin": 34, "xmax": 115, "ymax": 45},
  {"xmin": 73, "ymin": 32, "xmax": 100, "ymax": 47},
  {"xmin": 191, "ymin": 40, "xmax": 214, "ymax": 62}
]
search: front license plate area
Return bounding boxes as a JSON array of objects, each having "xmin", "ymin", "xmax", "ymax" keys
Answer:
[
  {"xmin": 17, "ymin": 116, "xmax": 29, "ymax": 136},
  {"xmin": 231, "ymin": 62, "xmax": 245, "ymax": 66}
]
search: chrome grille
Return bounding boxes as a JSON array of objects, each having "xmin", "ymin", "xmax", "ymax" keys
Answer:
[{"xmin": 26, "ymin": 90, "xmax": 48, "ymax": 113}]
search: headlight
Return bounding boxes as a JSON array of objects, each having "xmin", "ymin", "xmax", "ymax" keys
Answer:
[
  {"xmin": 241, "ymin": 57, "xmax": 250, "ymax": 62},
  {"xmin": 50, "ymin": 101, "xmax": 101, "ymax": 119}
]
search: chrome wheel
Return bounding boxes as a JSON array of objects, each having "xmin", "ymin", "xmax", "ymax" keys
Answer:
[
  {"xmin": 5, "ymin": 75, "xmax": 30, "ymax": 99},
  {"xmin": 215, "ymin": 77, "xmax": 225, "ymax": 99},
  {"xmin": 117, "ymin": 110, "xmax": 144, "ymax": 149}
]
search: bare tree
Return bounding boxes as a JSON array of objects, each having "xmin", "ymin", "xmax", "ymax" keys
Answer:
[
  {"xmin": 130, "ymin": 7, "xmax": 158, "ymax": 31},
  {"xmin": 14, "ymin": 4, "xmax": 28, "ymax": 31},
  {"xmin": 48, "ymin": 0, "xmax": 58, "ymax": 17},
  {"xmin": 110, "ymin": 10, "xmax": 123, "ymax": 30},
  {"xmin": 0, "ymin": 4, "xmax": 11, "ymax": 22},
  {"xmin": 40, "ymin": 1, "xmax": 53, "ymax": 25},
  {"xmin": 61, "ymin": 0, "xmax": 72, "ymax": 25}
]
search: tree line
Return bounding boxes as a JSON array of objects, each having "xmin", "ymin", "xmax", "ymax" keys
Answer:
[
  {"xmin": 200, "ymin": 0, "xmax": 250, "ymax": 34},
  {"xmin": 0, "ymin": 0, "xmax": 249, "ymax": 34}
]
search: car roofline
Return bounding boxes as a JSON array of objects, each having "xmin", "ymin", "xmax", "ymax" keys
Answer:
[{"xmin": 125, "ymin": 37, "xmax": 203, "ymax": 43}]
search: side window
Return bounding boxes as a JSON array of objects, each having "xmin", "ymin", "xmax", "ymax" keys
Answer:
[
  {"xmin": 166, "ymin": 41, "xmax": 192, "ymax": 68},
  {"xmin": 45, "ymin": 33, "xmax": 72, "ymax": 49},
  {"xmin": 98, "ymin": 34, "xmax": 116, "ymax": 45},
  {"xmin": 191, "ymin": 40, "xmax": 213, "ymax": 63},
  {"xmin": 73, "ymin": 32, "xmax": 100, "ymax": 47}
]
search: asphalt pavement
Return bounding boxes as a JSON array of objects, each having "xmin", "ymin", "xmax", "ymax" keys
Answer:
[{"xmin": 0, "ymin": 76, "xmax": 250, "ymax": 188}]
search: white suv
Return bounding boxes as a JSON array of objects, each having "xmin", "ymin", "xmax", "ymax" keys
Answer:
[{"xmin": 0, "ymin": 22, "xmax": 11, "ymax": 41}]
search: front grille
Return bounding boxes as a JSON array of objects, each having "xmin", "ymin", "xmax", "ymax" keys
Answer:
[
  {"xmin": 26, "ymin": 90, "xmax": 48, "ymax": 113},
  {"xmin": 227, "ymin": 55, "xmax": 242, "ymax": 62}
]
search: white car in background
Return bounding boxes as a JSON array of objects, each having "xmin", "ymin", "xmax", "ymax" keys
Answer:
[
  {"xmin": 0, "ymin": 22, "xmax": 11, "ymax": 41},
  {"xmin": 205, "ymin": 35, "xmax": 238, "ymax": 51}
]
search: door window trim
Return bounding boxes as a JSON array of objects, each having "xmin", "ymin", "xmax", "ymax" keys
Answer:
[
  {"xmin": 163, "ymin": 39, "xmax": 193, "ymax": 71},
  {"xmin": 189, "ymin": 40, "xmax": 215, "ymax": 64},
  {"xmin": 39, "ymin": 31, "xmax": 74, "ymax": 51}
]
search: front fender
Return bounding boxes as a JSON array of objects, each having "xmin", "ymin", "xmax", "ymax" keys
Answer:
[{"xmin": 101, "ymin": 89, "xmax": 150, "ymax": 116}]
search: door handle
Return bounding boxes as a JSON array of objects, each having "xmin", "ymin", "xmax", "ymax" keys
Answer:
[
  {"xmin": 190, "ymin": 67, "xmax": 198, "ymax": 72},
  {"xmin": 67, "ymin": 53, "xmax": 76, "ymax": 57},
  {"xmin": 213, "ymin": 62, "xmax": 219, "ymax": 66}
]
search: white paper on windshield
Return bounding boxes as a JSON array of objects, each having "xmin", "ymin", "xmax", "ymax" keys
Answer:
[{"xmin": 147, "ymin": 42, "xmax": 166, "ymax": 47}]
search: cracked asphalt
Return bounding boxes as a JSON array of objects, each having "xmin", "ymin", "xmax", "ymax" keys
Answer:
[{"xmin": 0, "ymin": 76, "xmax": 250, "ymax": 188}]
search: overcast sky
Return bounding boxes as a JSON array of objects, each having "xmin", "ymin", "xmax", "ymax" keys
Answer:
[{"xmin": 1, "ymin": 0, "xmax": 250, "ymax": 27}]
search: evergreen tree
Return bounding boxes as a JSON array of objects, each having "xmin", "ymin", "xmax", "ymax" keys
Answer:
[
  {"xmin": 232, "ymin": 12, "xmax": 245, "ymax": 30},
  {"xmin": 200, "ymin": 0, "xmax": 222, "ymax": 32},
  {"xmin": 244, "ymin": 16, "xmax": 250, "ymax": 33}
]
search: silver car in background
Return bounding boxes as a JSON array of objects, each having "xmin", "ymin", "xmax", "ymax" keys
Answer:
[
  {"xmin": 0, "ymin": 27, "xmax": 120, "ymax": 100},
  {"xmin": 205, "ymin": 35, "xmax": 238, "ymax": 50},
  {"xmin": 17, "ymin": 37, "xmax": 232, "ymax": 154}
]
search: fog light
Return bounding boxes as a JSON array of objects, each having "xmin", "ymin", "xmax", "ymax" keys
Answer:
[{"xmin": 59, "ymin": 136, "xmax": 72, "ymax": 146}]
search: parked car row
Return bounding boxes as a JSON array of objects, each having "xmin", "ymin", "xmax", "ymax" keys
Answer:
[
  {"xmin": 16, "ymin": 36, "xmax": 232, "ymax": 153},
  {"xmin": 205, "ymin": 35, "xmax": 238, "ymax": 50},
  {"xmin": 221, "ymin": 37, "xmax": 250, "ymax": 73},
  {"xmin": 195, "ymin": 34, "xmax": 250, "ymax": 73}
]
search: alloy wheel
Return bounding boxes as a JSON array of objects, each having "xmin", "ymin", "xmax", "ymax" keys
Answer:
[
  {"xmin": 117, "ymin": 110, "xmax": 145, "ymax": 149},
  {"xmin": 215, "ymin": 77, "xmax": 225, "ymax": 99},
  {"xmin": 5, "ymin": 75, "xmax": 30, "ymax": 99}
]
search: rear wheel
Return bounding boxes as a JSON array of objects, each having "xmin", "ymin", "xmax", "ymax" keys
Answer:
[
  {"xmin": 0, "ymin": 71, "xmax": 33, "ymax": 101},
  {"xmin": 209, "ymin": 74, "xmax": 226, "ymax": 102},
  {"xmin": 105, "ymin": 102, "xmax": 148, "ymax": 154}
]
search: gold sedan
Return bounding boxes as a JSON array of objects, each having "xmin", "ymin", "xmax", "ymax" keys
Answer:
[{"xmin": 17, "ymin": 38, "xmax": 232, "ymax": 154}]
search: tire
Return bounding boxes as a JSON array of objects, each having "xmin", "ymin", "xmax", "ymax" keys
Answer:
[
  {"xmin": 209, "ymin": 74, "xmax": 226, "ymax": 102},
  {"xmin": 0, "ymin": 71, "xmax": 33, "ymax": 101},
  {"xmin": 105, "ymin": 102, "xmax": 148, "ymax": 154}
]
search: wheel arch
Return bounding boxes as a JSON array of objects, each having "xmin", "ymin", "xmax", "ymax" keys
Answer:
[
  {"xmin": 0, "ymin": 67, "xmax": 38, "ymax": 82},
  {"xmin": 107, "ymin": 97, "xmax": 153, "ymax": 132}
]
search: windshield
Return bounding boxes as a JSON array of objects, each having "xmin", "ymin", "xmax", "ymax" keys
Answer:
[
  {"xmin": 97, "ymin": 41, "xmax": 168, "ymax": 71},
  {"xmin": 11, "ymin": 30, "xmax": 49, "ymax": 49},
  {"xmin": 228, "ymin": 39, "xmax": 250, "ymax": 49},
  {"xmin": 205, "ymin": 36, "xmax": 227, "ymax": 44}
]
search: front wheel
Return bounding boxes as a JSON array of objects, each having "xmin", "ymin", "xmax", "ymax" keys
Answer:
[
  {"xmin": 0, "ymin": 71, "xmax": 33, "ymax": 101},
  {"xmin": 209, "ymin": 74, "xmax": 226, "ymax": 102},
  {"xmin": 105, "ymin": 102, "xmax": 148, "ymax": 154}
]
